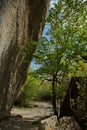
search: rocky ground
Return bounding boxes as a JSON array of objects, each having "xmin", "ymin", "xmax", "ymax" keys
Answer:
[
  {"xmin": 0, "ymin": 102, "xmax": 53, "ymax": 130},
  {"xmin": 0, "ymin": 101, "xmax": 82, "ymax": 130}
]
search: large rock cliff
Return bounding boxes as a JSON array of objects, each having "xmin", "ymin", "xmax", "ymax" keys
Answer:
[{"xmin": 0, "ymin": 0, "xmax": 50, "ymax": 118}]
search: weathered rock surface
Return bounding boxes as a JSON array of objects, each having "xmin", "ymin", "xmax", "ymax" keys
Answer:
[
  {"xmin": 39, "ymin": 116, "xmax": 82, "ymax": 130},
  {"xmin": 0, "ymin": 0, "xmax": 50, "ymax": 118}
]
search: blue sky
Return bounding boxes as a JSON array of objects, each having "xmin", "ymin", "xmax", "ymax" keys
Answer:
[
  {"xmin": 42, "ymin": 24, "xmax": 50, "ymax": 40},
  {"xmin": 50, "ymin": 0, "xmax": 58, "ymax": 7}
]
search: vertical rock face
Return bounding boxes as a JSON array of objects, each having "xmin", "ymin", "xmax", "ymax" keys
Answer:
[{"xmin": 0, "ymin": 0, "xmax": 50, "ymax": 117}]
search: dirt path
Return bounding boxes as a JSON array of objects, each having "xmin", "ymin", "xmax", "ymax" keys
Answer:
[{"xmin": 0, "ymin": 102, "xmax": 53, "ymax": 130}]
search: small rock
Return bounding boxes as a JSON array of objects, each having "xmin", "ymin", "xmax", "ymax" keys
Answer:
[
  {"xmin": 58, "ymin": 116, "xmax": 82, "ymax": 130},
  {"xmin": 38, "ymin": 116, "xmax": 82, "ymax": 130},
  {"xmin": 38, "ymin": 115, "xmax": 58, "ymax": 130}
]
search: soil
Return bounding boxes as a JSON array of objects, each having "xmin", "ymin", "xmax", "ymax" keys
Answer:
[{"xmin": 0, "ymin": 101, "xmax": 53, "ymax": 130}]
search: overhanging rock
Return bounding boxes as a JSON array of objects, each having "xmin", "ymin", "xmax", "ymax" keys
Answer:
[{"xmin": 0, "ymin": 0, "xmax": 50, "ymax": 118}]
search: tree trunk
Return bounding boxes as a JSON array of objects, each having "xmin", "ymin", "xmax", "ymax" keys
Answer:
[
  {"xmin": 0, "ymin": 0, "xmax": 50, "ymax": 118},
  {"xmin": 51, "ymin": 74, "xmax": 59, "ymax": 121},
  {"xmin": 85, "ymin": 77, "xmax": 87, "ymax": 113},
  {"xmin": 59, "ymin": 77, "xmax": 79, "ymax": 118},
  {"xmin": 52, "ymin": 76, "xmax": 58, "ymax": 116},
  {"xmin": 83, "ymin": 56, "xmax": 87, "ymax": 113}
]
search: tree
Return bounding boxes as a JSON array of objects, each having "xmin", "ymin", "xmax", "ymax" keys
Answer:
[
  {"xmin": 34, "ymin": 0, "xmax": 87, "ymax": 121},
  {"xmin": 0, "ymin": 0, "xmax": 50, "ymax": 119}
]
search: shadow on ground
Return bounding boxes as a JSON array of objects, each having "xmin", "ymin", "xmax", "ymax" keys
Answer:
[
  {"xmin": 0, "ymin": 116, "xmax": 39, "ymax": 130},
  {"xmin": 0, "ymin": 102, "xmax": 52, "ymax": 130}
]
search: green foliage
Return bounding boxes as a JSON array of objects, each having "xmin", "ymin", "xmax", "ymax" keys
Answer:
[
  {"xmin": 22, "ymin": 40, "xmax": 39, "ymax": 63},
  {"xmin": 36, "ymin": 81, "xmax": 52, "ymax": 101},
  {"xmin": 19, "ymin": 70, "xmax": 40, "ymax": 107},
  {"xmin": 18, "ymin": 70, "xmax": 54, "ymax": 107},
  {"xmin": 34, "ymin": 0, "xmax": 87, "ymax": 79},
  {"xmin": 71, "ymin": 77, "xmax": 86, "ymax": 118}
]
